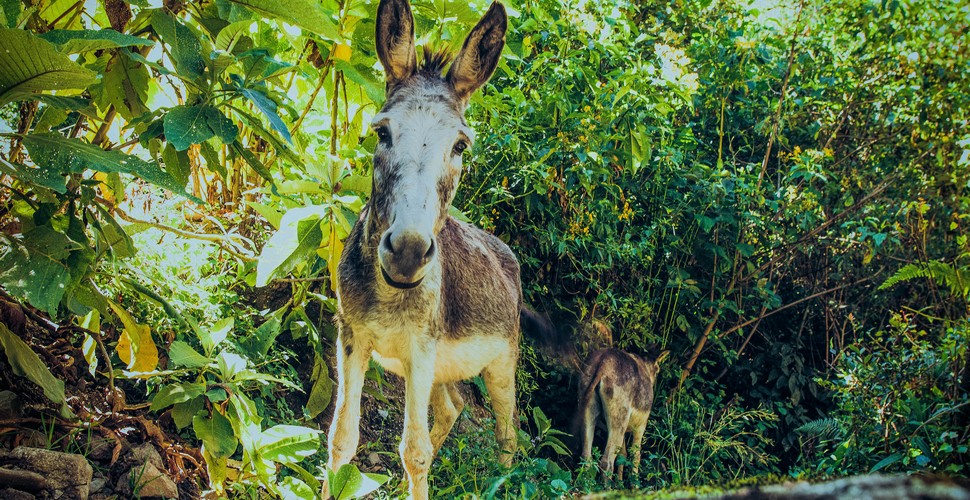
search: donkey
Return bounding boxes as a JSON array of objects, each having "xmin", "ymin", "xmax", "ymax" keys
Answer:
[
  {"xmin": 578, "ymin": 348, "xmax": 669, "ymax": 482},
  {"xmin": 325, "ymin": 2, "xmax": 549, "ymax": 498}
]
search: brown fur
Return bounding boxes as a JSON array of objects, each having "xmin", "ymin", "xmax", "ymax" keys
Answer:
[{"xmin": 578, "ymin": 348, "xmax": 669, "ymax": 482}]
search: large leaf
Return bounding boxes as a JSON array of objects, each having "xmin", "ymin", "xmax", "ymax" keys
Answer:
[
  {"xmin": 305, "ymin": 354, "xmax": 333, "ymax": 419},
  {"xmin": 255, "ymin": 425, "xmax": 322, "ymax": 464},
  {"xmin": 215, "ymin": 21, "xmax": 253, "ymax": 53},
  {"xmin": 227, "ymin": 0, "xmax": 338, "ymax": 40},
  {"xmin": 0, "ymin": 323, "xmax": 74, "ymax": 418},
  {"xmin": 0, "ymin": 28, "xmax": 97, "ymax": 106},
  {"xmin": 22, "ymin": 133, "xmax": 199, "ymax": 202},
  {"xmin": 255, "ymin": 205, "xmax": 327, "ymax": 286},
  {"xmin": 168, "ymin": 341, "xmax": 213, "ymax": 368},
  {"xmin": 150, "ymin": 381, "xmax": 207, "ymax": 411},
  {"xmin": 194, "ymin": 411, "xmax": 238, "ymax": 459},
  {"xmin": 1, "ymin": 0, "xmax": 22, "ymax": 28},
  {"xmin": 151, "ymin": 11, "xmax": 205, "ymax": 81},
  {"xmin": 164, "ymin": 105, "xmax": 239, "ymax": 151},
  {"xmin": 39, "ymin": 29, "xmax": 153, "ymax": 53},
  {"xmin": 95, "ymin": 50, "xmax": 150, "ymax": 120},
  {"xmin": 108, "ymin": 300, "xmax": 158, "ymax": 372},
  {"xmin": 236, "ymin": 85, "xmax": 292, "ymax": 144},
  {"xmin": 0, "ymin": 226, "xmax": 80, "ymax": 313}
]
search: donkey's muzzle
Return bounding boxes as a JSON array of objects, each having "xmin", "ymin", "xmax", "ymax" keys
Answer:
[{"xmin": 378, "ymin": 230, "xmax": 436, "ymax": 288}]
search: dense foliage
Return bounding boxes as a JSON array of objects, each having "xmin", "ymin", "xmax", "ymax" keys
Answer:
[{"xmin": 0, "ymin": 0, "xmax": 967, "ymax": 497}]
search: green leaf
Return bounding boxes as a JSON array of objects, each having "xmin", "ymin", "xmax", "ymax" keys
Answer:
[
  {"xmin": 305, "ymin": 355, "xmax": 333, "ymax": 419},
  {"xmin": 150, "ymin": 381, "xmax": 207, "ymax": 411},
  {"xmin": 22, "ymin": 133, "xmax": 199, "ymax": 202},
  {"xmin": 237, "ymin": 86, "xmax": 292, "ymax": 143},
  {"xmin": 0, "ymin": 28, "xmax": 97, "ymax": 106},
  {"xmin": 168, "ymin": 341, "xmax": 212, "ymax": 368},
  {"xmin": 227, "ymin": 0, "xmax": 338, "ymax": 40},
  {"xmin": 39, "ymin": 29, "xmax": 153, "ymax": 54},
  {"xmin": 0, "ymin": 158, "xmax": 67, "ymax": 193},
  {"xmin": 255, "ymin": 205, "xmax": 327, "ymax": 286},
  {"xmin": 151, "ymin": 11, "xmax": 205, "ymax": 81},
  {"xmin": 278, "ymin": 476, "xmax": 315, "ymax": 499},
  {"xmin": 200, "ymin": 317, "xmax": 233, "ymax": 355},
  {"xmin": 256, "ymin": 425, "xmax": 322, "ymax": 464},
  {"xmin": 193, "ymin": 411, "xmax": 238, "ymax": 458},
  {"xmin": 0, "ymin": 323, "xmax": 74, "ymax": 418},
  {"xmin": 171, "ymin": 396, "xmax": 204, "ymax": 430},
  {"xmin": 164, "ymin": 105, "xmax": 239, "ymax": 151},
  {"xmin": 870, "ymin": 452, "xmax": 904, "ymax": 472},
  {"xmin": 94, "ymin": 50, "xmax": 150, "ymax": 121},
  {"xmin": 1, "ymin": 0, "xmax": 22, "ymax": 28},
  {"xmin": 230, "ymin": 141, "xmax": 274, "ymax": 182},
  {"xmin": 328, "ymin": 463, "xmax": 363, "ymax": 500},
  {"xmin": 215, "ymin": 21, "xmax": 253, "ymax": 53},
  {"xmin": 162, "ymin": 143, "xmax": 191, "ymax": 187},
  {"xmin": 0, "ymin": 226, "xmax": 79, "ymax": 313}
]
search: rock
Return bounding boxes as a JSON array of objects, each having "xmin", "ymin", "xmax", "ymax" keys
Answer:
[
  {"xmin": 84, "ymin": 435, "xmax": 116, "ymax": 462},
  {"xmin": 89, "ymin": 475, "xmax": 107, "ymax": 494},
  {"xmin": 129, "ymin": 442, "xmax": 165, "ymax": 470},
  {"xmin": 17, "ymin": 429, "xmax": 50, "ymax": 449},
  {"xmin": 0, "ymin": 391, "xmax": 22, "ymax": 420},
  {"xmin": 0, "ymin": 467, "xmax": 47, "ymax": 491},
  {"xmin": 651, "ymin": 474, "xmax": 970, "ymax": 500},
  {"xmin": 0, "ymin": 447, "xmax": 93, "ymax": 499},
  {"xmin": 117, "ymin": 462, "xmax": 179, "ymax": 499},
  {"xmin": 367, "ymin": 451, "xmax": 381, "ymax": 466},
  {"xmin": 0, "ymin": 487, "xmax": 36, "ymax": 500}
]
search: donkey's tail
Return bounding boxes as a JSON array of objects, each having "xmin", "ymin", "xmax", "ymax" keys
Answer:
[
  {"xmin": 520, "ymin": 307, "xmax": 580, "ymax": 370},
  {"xmin": 574, "ymin": 358, "xmax": 607, "ymax": 456}
]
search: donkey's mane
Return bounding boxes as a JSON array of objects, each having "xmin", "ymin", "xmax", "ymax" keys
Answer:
[{"xmin": 418, "ymin": 45, "xmax": 455, "ymax": 77}]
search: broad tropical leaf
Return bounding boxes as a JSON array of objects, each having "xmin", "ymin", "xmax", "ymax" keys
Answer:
[
  {"xmin": 0, "ymin": 28, "xmax": 96, "ymax": 105},
  {"xmin": 22, "ymin": 133, "xmax": 199, "ymax": 202},
  {"xmin": 227, "ymin": 0, "xmax": 338, "ymax": 40},
  {"xmin": 39, "ymin": 29, "xmax": 153, "ymax": 53},
  {"xmin": 164, "ymin": 105, "xmax": 239, "ymax": 151},
  {"xmin": 0, "ymin": 226, "xmax": 80, "ymax": 313},
  {"xmin": 194, "ymin": 411, "xmax": 239, "ymax": 459},
  {"xmin": 0, "ymin": 323, "xmax": 74, "ymax": 418}
]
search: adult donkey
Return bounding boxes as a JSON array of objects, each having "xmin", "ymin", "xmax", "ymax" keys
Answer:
[{"xmin": 326, "ymin": 1, "xmax": 553, "ymax": 498}]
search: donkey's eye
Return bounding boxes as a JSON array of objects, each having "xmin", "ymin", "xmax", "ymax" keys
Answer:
[
  {"xmin": 375, "ymin": 126, "xmax": 391, "ymax": 145},
  {"xmin": 452, "ymin": 140, "xmax": 468, "ymax": 156}
]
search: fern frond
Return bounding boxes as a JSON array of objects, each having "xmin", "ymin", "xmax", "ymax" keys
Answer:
[
  {"xmin": 795, "ymin": 417, "xmax": 840, "ymax": 438},
  {"xmin": 879, "ymin": 260, "xmax": 967, "ymax": 297}
]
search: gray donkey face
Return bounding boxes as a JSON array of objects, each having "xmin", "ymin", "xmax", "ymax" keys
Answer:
[{"xmin": 370, "ymin": 0, "xmax": 507, "ymax": 288}]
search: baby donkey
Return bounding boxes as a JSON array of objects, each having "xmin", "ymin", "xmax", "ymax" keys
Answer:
[{"xmin": 578, "ymin": 348, "xmax": 669, "ymax": 482}]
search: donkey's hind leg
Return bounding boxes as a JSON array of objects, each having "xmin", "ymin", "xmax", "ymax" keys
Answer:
[
  {"xmin": 599, "ymin": 390, "xmax": 631, "ymax": 482},
  {"xmin": 483, "ymin": 347, "xmax": 518, "ymax": 467},
  {"xmin": 430, "ymin": 382, "xmax": 464, "ymax": 455}
]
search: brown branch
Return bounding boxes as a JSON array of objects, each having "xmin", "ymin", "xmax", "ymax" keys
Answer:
[
  {"xmin": 756, "ymin": 0, "xmax": 806, "ymax": 190},
  {"xmin": 109, "ymin": 204, "xmax": 257, "ymax": 262}
]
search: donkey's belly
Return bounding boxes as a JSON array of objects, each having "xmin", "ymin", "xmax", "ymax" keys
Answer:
[{"xmin": 371, "ymin": 335, "xmax": 512, "ymax": 383}]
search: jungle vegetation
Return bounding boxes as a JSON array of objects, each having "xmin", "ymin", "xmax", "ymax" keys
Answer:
[{"xmin": 0, "ymin": 0, "xmax": 967, "ymax": 497}]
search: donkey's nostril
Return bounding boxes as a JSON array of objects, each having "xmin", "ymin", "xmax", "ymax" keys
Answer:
[
  {"xmin": 382, "ymin": 233, "xmax": 396, "ymax": 254},
  {"xmin": 423, "ymin": 239, "xmax": 436, "ymax": 262}
]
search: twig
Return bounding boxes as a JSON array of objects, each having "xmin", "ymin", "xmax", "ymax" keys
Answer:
[
  {"xmin": 109, "ymin": 204, "xmax": 257, "ymax": 262},
  {"xmin": 756, "ymin": 0, "xmax": 806, "ymax": 190}
]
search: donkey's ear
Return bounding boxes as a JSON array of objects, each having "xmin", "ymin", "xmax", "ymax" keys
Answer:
[
  {"xmin": 376, "ymin": 0, "xmax": 417, "ymax": 86},
  {"xmin": 447, "ymin": 2, "xmax": 507, "ymax": 100},
  {"xmin": 656, "ymin": 350, "xmax": 670, "ymax": 365}
]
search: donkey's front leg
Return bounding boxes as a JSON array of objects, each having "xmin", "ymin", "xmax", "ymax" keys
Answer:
[
  {"xmin": 325, "ymin": 325, "xmax": 370, "ymax": 496},
  {"xmin": 401, "ymin": 341, "xmax": 437, "ymax": 500}
]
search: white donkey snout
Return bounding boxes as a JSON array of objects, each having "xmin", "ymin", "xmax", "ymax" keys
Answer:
[{"xmin": 378, "ymin": 229, "xmax": 436, "ymax": 288}]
